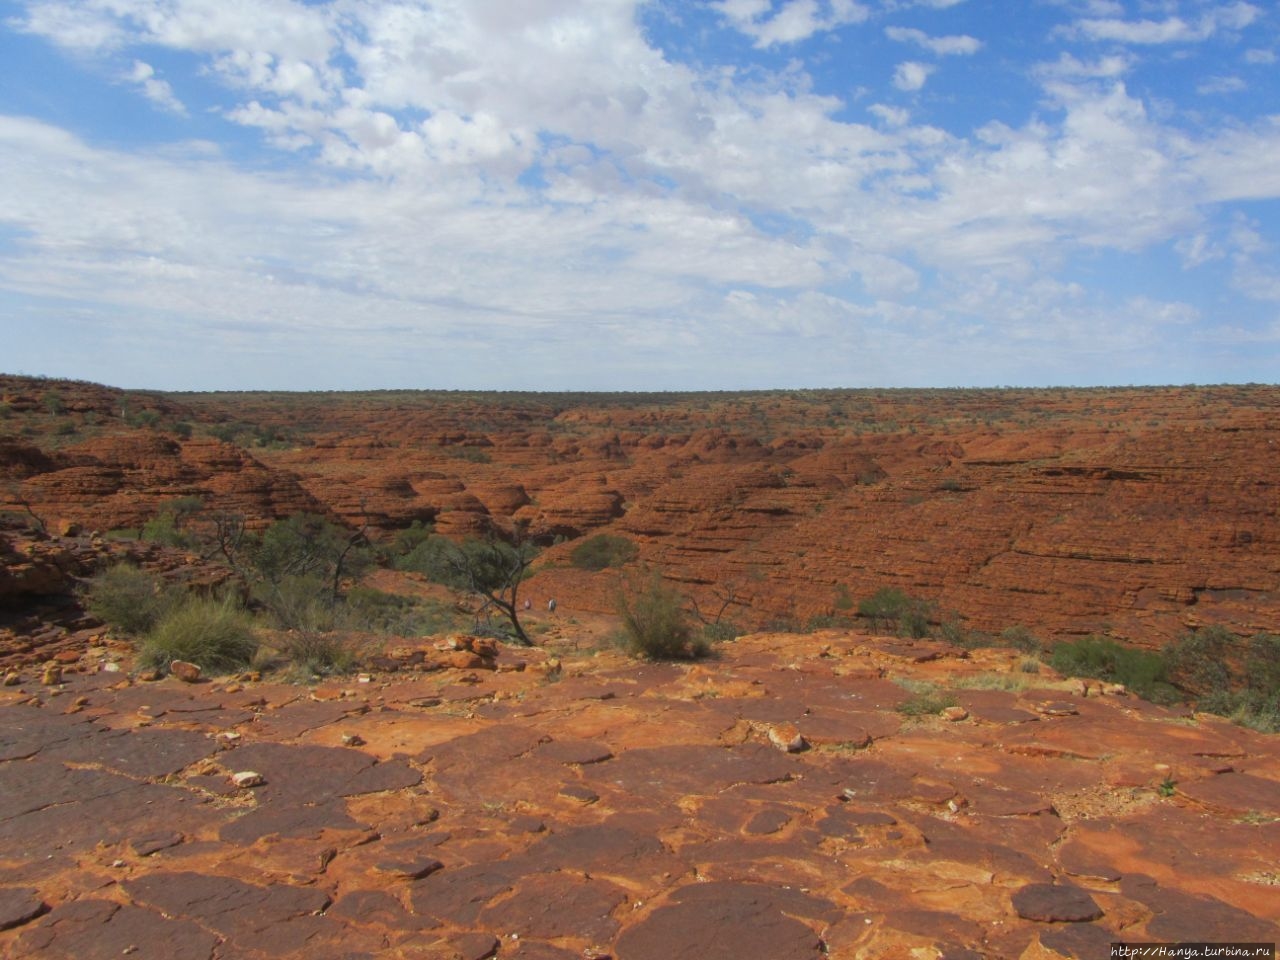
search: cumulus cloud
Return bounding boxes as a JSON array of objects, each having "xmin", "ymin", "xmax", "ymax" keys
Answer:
[
  {"xmin": 711, "ymin": 0, "xmax": 870, "ymax": 48},
  {"xmin": 893, "ymin": 61, "xmax": 935, "ymax": 91},
  {"xmin": 1072, "ymin": 2, "xmax": 1261, "ymax": 44},
  {"xmin": 884, "ymin": 26, "xmax": 982, "ymax": 56},
  {"xmin": 126, "ymin": 60, "xmax": 187, "ymax": 115},
  {"xmin": 2, "ymin": 0, "xmax": 1279, "ymax": 387}
]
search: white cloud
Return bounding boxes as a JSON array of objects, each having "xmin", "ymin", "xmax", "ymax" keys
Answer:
[
  {"xmin": 1073, "ymin": 2, "xmax": 1261, "ymax": 44},
  {"xmin": 1197, "ymin": 75, "xmax": 1247, "ymax": 95},
  {"xmin": 711, "ymin": 0, "xmax": 870, "ymax": 48},
  {"xmin": 869, "ymin": 103, "xmax": 911, "ymax": 127},
  {"xmin": 4, "ymin": 0, "xmax": 1280, "ymax": 387},
  {"xmin": 893, "ymin": 61, "xmax": 935, "ymax": 91},
  {"xmin": 126, "ymin": 60, "xmax": 187, "ymax": 115},
  {"xmin": 1243, "ymin": 48, "xmax": 1276, "ymax": 64},
  {"xmin": 885, "ymin": 26, "xmax": 982, "ymax": 56},
  {"xmin": 1033, "ymin": 52, "xmax": 1133, "ymax": 81}
]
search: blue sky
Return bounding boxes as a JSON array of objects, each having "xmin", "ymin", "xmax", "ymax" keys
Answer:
[{"xmin": 0, "ymin": 0, "xmax": 1277, "ymax": 391}]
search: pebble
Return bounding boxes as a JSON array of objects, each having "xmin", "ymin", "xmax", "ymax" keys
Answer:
[
  {"xmin": 230, "ymin": 771, "xmax": 266, "ymax": 788},
  {"xmin": 3, "ymin": 672, "xmax": 20, "ymax": 686},
  {"xmin": 942, "ymin": 705, "xmax": 970, "ymax": 722}
]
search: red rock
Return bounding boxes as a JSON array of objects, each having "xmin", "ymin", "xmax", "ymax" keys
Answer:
[
  {"xmin": 615, "ymin": 882, "xmax": 826, "ymax": 960},
  {"xmin": 1011, "ymin": 883, "xmax": 1103, "ymax": 923},
  {"xmin": 0, "ymin": 887, "xmax": 46, "ymax": 931},
  {"xmin": 168, "ymin": 660, "xmax": 201, "ymax": 683}
]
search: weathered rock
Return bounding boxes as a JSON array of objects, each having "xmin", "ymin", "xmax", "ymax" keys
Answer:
[
  {"xmin": 230, "ymin": 770, "xmax": 265, "ymax": 788},
  {"xmin": 615, "ymin": 882, "xmax": 827, "ymax": 960},
  {"xmin": 168, "ymin": 660, "xmax": 201, "ymax": 683},
  {"xmin": 0, "ymin": 887, "xmax": 47, "ymax": 931},
  {"xmin": 1012, "ymin": 883, "xmax": 1104, "ymax": 923}
]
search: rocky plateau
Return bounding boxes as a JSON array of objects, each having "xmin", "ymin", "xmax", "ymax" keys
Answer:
[{"xmin": 0, "ymin": 375, "xmax": 1277, "ymax": 958}]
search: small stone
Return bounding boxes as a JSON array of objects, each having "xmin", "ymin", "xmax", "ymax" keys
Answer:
[
  {"xmin": 230, "ymin": 771, "xmax": 266, "ymax": 789},
  {"xmin": 1036, "ymin": 701, "xmax": 1079, "ymax": 717},
  {"xmin": 357, "ymin": 674, "xmax": 372, "ymax": 684},
  {"xmin": 74, "ymin": 695, "xmax": 90, "ymax": 706},
  {"xmin": 1103, "ymin": 682, "xmax": 1128, "ymax": 696},
  {"xmin": 217, "ymin": 732, "xmax": 242, "ymax": 743},
  {"xmin": 3, "ymin": 672, "xmax": 20, "ymax": 686},
  {"xmin": 138, "ymin": 669, "xmax": 162, "ymax": 682},
  {"xmin": 766, "ymin": 723, "xmax": 808, "ymax": 753},
  {"xmin": 41, "ymin": 663, "xmax": 62, "ymax": 686},
  {"xmin": 223, "ymin": 683, "xmax": 242, "ymax": 694},
  {"xmin": 341, "ymin": 732, "xmax": 365, "ymax": 747},
  {"xmin": 54, "ymin": 650, "xmax": 81, "ymax": 664},
  {"xmin": 169, "ymin": 660, "xmax": 202, "ymax": 683},
  {"xmin": 101, "ymin": 662, "xmax": 121, "ymax": 673},
  {"xmin": 942, "ymin": 705, "xmax": 969, "ymax": 722}
]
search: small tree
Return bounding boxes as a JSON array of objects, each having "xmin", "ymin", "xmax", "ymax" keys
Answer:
[
  {"xmin": 858, "ymin": 587, "xmax": 933, "ymax": 638},
  {"xmin": 402, "ymin": 525, "xmax": 540, "ymax": 645},
  {"xmin": 617, "ymin": 572, "xmax": 707, "ymax": 660},
  {"xmin": 251, "ymin": 513, "xmax": 372, "ymax": 604},
  {"xmin": 442, "ymin": 535, "xmax": 539, "ymax": 645}
]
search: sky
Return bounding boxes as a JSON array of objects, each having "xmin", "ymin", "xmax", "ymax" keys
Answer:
[{"xmin": 0, "ymin": 0, "xmax": 1278, "ymax": 391}]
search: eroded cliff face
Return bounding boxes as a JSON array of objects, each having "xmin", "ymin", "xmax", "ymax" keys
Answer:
[{"xmin": 3, "ymin": 377, "xmax": 1277, "ymax": 646}]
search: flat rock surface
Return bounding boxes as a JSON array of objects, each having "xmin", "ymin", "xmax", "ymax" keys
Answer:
[{"xmin": 1, "ymin": 631, "xmax": 1277, "ymax": 959}]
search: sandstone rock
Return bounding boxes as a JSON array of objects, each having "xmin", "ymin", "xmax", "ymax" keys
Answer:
[
  {"xmin": 3, "ymin": 671, "xmax": 20, "ymax": 686},
  {"xmin": 615, "ymin": 882, "xmax": 827, "ymax": 960},
  {"xmin": 169, "ymin": 660, "xmax": 202, "ymax": 683},
  {"xmin": 40, "ymin": 663, "xmax": 61, "ymax": 686},
  {"xmin": 1012, "ymin": 883, "xmax": 1103, "ymax": 923},
  {"xmin": 767, "ymin": 724, "xmax": 808, "ymax": 753},
  {"xmin": 230, "ymin": 770, "xmax": 266, "ymax": 788},
  {"xmin": 941, "ymin": 705, "xmax": 969, "ymax": 721},
  {"xmin": 0, "ymin": 887, "xmax": 47, "ymax": 931}
]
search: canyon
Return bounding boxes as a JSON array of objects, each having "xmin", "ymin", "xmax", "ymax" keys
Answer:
[{"xmin": 0, "ymin": 374, "xmax": 1277, "ymax": 959}]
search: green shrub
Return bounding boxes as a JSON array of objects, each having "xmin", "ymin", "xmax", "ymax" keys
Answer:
[
  {"xmin": 1049, "ymin": 636, "xmax": 1179, "ymax": 704},
  {"xmin": 1164, "ymin": 628, "xmax": 1280, "ymax": 732},
  {"xmin": 387, "ymin": 520, "xmax": 435, "ymax": 560},
  {"xmin": 896, "ymin": 683, "xmax": 957, "ymax": 716},
  {"xmin": 339, "ymin": 586, "xmax": 463, "ymax": 636},
  {"xmin": 254, "ymin": 574, "xmax": 336, "ymax": 632},
  {"xmin": 141, "ymin": 497, "xmax": 203, "ymax": 549},
  {"xmin": 1000, "ymin": 625, "xmax": 1042, "ymax": 655},
  {"xmin": 83, "ymin": 564, "xmax": 180, "ymax": 636},
  {"xmin": 1164, "ymin": 626, "xmax": 1232, "ymax": 693},
  {"xmin": 139, "ymin": 596, "xmax": 258, "ymax": 674},
  {"xmin": 701, "ymin": 621, "xmax": 742, "ymax": 643},
  {"xmin": 570, "ymin": 534, "xmax": 640, "ymax": 571},
  {"xmin": 617, "ymin": 574, "xmax": 707, "ymax": 660},
  {"xmin": 276, "ymin": 631, "xmax": 360, "ymax": 677},
  {"xmin": 395, "ymin": 534, "xmax": 460, "ymax": 581},
  {"xmin": 857, "ymin": 587, "xmax": 933, "ymax": 638}
]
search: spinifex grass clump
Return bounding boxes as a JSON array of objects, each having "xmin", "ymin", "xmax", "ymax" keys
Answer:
[
  {"xmin": 83, "ymin": 563, "xmax": 182, "ymax": 636},
  {"xmin": 139, "ymin": 596, "xmax": 259, "ymax": 674}
]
